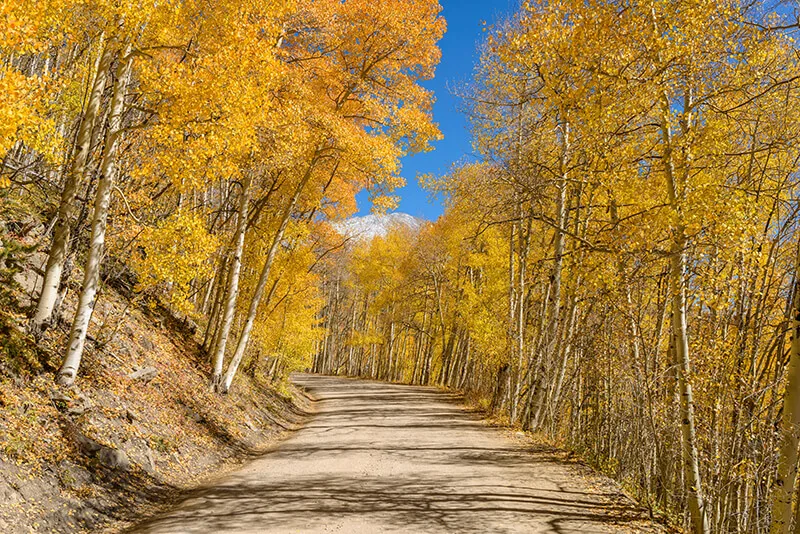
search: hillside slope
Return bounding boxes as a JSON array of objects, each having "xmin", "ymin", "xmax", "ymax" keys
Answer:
[{"xmin": 0, "ymin": 238, "xmax": 310, "ymax": 533}]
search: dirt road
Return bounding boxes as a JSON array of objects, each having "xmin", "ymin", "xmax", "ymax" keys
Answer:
[{"xmin": 130, "ymin": 374, "xmax": 664, "ymax": 533}]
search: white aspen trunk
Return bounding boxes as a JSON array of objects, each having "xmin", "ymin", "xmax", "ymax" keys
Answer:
[
  {"xmin": 431, "ymin": 272, "xmax": 448, "ymax": 385},
  {"xmin": 458, "ymin": 336, "xmax": 471, "ymax": 389},
  {"xmin": 770, "ymin": 240, "xmax": 800, "ymax": 534},
  {"xmin": 269, "ymin": 356, "xmax": 279, "ymax": 381},
  {"xmin": 671, "ymin": 242, "xmax": 709, "ymax": 534},
  {"xmin": 548, "ymin": 119, "xmax": 569, "ymax": 353},
  {"xmin": 210, "ymin": 174, "xmax": 252, "ymax": 390},
  {"xmin": 528, "ymin": 118, "xmax": 568, "ymax": 431},
  {"xmin": 387, "ymin": 319, "xmax": 396, "ymax": 381},
  {"xmin": 508, "ymin": 221, "xmax": 516, "ymax": 352},
  {"xmin": 315, "ymin": 283, "xmax": 330, "ymax": 374},
  {"xmin": 413, "ymin": 305, "xmax": 429, "ymax": 384},
  {"xmin": 202, "ymin": 255, "xmax": 227, "ymax": 352},
  {"xmin": 347, "ymin": 295, "xmax": 358, "ymax": 375},
  {"xmin": 511, "ymin": 205, "xmax": 529, "ymax": 423},
  {"xmin": 794, "ymin": 483, "xmax": 800, "ymax": 534},
  {"xmin": 58, "ymin": 44, "xmax": 132, "ymax": 386},
  {"xmin": 659, "ymin": 85, "xmax": 709, "ymax": 534},
  {"xmin": 33, "ymin": 38, "xmax": 112, "ymax": 333},
  {"xmin": 328, "ymin": 276, "xmax": 341, "ymax": 374},
  {"xmin": 200, "ymin": 271, "xmax": 216, "ymax": 315},
  {"xmin": 549, "ymin": 292, "xmax": 578, "ymax": 421},
  {"xmin": 424, "ymin": 333, "xmax": 433, "ymax": 385},
  {"xmin": 209, "ymin": 250, "xmax": 239, "ymax": 358},
  {"xmin": 542, "ymin": 117, "xmax": 568, "ymax": 379},
  {"xmin": 508, "ymin": 86, "xmax": 525, "ymax": 408},
  {"xmin": 220, "ymin": 165, "xmax": 315, "ymax": 393}
]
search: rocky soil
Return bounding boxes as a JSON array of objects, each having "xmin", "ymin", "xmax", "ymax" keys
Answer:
[{"xmin": 0, "ymin": 246, "xmax": 311, "ymax": 533}]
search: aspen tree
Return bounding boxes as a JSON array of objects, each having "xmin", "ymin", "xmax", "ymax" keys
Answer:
[
  {"xmin": 210, "ymin": 174, "xmax": 252, "ymax": 390},
  {"xmin": 32, "ymin": 37, "xmax": 113, "ymax": 334},
  {"xmin": 221, "ymin": 163, "xmax": 316, "ymax": 392},
  {"xmin": 315, "ymin": 3, "xmax": 800, "ymax": 532},
  {"xmin": 771, "ymin": 240, "xmax": 800, "ymax": 533},
  {"xmin": 59, "ymin": 42, "xmax": 133, "ymax": 386}
]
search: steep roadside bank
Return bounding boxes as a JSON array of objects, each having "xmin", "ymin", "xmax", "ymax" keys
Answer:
[{"xmin": 0, "ymin": 264, "xmax": 312, "ymax": 533}]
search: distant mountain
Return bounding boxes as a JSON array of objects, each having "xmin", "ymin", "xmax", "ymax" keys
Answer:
[{"xmin": 333, "ymin": 212, "xmax": 425, "ymax": 242}]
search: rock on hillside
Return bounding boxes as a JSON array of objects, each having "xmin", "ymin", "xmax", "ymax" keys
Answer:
[
  {"xmin": 0, "ymin": 228, "xmax": 311, "ymax": 533},
  {"xmin": 333, "ymin": 212, "xmax": 425, "ymax": 242}
]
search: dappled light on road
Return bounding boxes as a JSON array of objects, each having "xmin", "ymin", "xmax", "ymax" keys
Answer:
[{"xmin": 131, "ymin": 375, "xmax": 661, "ymax": 533}]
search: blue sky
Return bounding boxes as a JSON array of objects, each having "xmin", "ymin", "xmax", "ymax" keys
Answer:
[{"xmin": 356, "ymin": 0, "xmax": 519, "ymax": 221}]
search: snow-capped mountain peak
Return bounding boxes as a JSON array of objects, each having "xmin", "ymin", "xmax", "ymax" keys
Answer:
[{"xmin": 333, "ymin": 212, "xmax": 425, "ymax": 242}]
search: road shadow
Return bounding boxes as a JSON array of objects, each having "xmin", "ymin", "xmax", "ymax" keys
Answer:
[
  {"xmin": 129, "ymin": 473, "xmax": 652, "ymax": 534},
  {"xmin": 127, "ymin": 374, "xmax": 664, "ymax": 534}
]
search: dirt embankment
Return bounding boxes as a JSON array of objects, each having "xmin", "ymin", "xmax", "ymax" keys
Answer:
[{"xmin": 0, "ymin": 248, "xmax": 311, "ymax": 533}]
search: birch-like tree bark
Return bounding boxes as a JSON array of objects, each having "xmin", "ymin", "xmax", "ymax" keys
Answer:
[
  {"xmin": 659, "ymin": 87, "xmax": 709, "ymax": 534},
  {"xmin": 32, "ymin": 37, "xmax": 113, "ymax": 334},
  {"xmin": 770, "ymin": 240, "xmax": 800, "ymax": 534},
  {"xmin": 527, "ymin": 117, "xmax": 568, "ymax": 431},
  {"xmin": 58, "ymin": 43, "xmax": 133, "ymax": 386},
  {"xmin": 210, "ymin": 173, "xmax": 252, "ymax": 390},
  {"xmin": 220, "ymin": 162, "xmax": 316, "ymax": 393},
  {"xmin": 671, "ymin": 241, "xmax": 709, "ymax": 534},
  {"xmin": 201, "ymin": 254, "xmax": 227, "ymax": 353}
]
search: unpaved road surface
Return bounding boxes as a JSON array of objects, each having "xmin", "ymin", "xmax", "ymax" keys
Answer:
[{"xmin": 131, "ymin": 375, "xmax": 664, "ymax": 533}]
